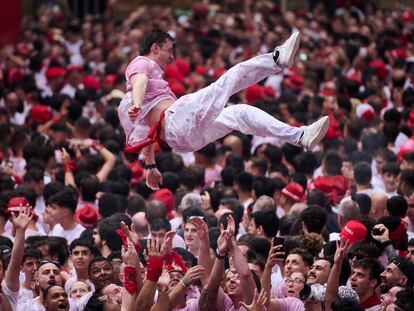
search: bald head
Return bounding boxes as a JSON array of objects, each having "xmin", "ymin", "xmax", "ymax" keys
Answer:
[
  {"xmin": 370, "ymin": 193, "xmax": 388, "ymax": 220},
  {"xmin": 132, "ymin": 212, "xmax": 149, "ymax": 239}
]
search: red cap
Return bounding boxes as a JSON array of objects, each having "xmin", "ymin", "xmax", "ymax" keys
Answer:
[
  {"xmin": 281, "ymin": 182, "xmax": 304, "ymax": 203},
  {"xmin": 356, "ymin": 103, "xmax": 375, "ymax": 123},
  {"xmin": 246, "ymin": 84, "xmax": 265, "ymax": 104},
  {"xmin": 8, "ymin": 197, "xmax": 28, "ymax": 208},
  {"xmin": 128, "ymin": 162, "xmax": 144, "ymax": 184},
  {"xmin": 369, "ymin": 59, "xmax": 388, "ymax": 80},
  {"xmin": 284, "ymin": 71, "xmax": 304, "ymax": 93},
  {"xmin": 391, "ymin": 49, "xmax": 407, "ymax": 59},
  {"xmin": 154, "ymin": 189, "xmax": 174, "ymax": 220},
  {"xmin": 75, "ymin": 204, "xmax": 99, "ymax": 228},
  {"xmin": 195, "ymin": 65, "xmax": 209, "ymax": 76},
  {"xmin": 66, "ymin": 65, "xmax": 83, "ymax": 73},
  {"xmin": 319, "ymin": 89, "xmax": 336, "ymax": 97},
  {"xmin": 31, "ymin": 105, "xmax": 52, "ymax": 124},
  {"xmin": 83, "ymin": 75, "xmax": 100, "ymax": 91},
  {"xmin": 397, "ymin": 138, "xmax": 414, "ymax": 160},
  {"xmin": 340, "ymin": 220, "xmax": 367, "ymax": 244},
  {"xmin": 46, "ymin": 67, "xmax": 66, "ymax": 80}
]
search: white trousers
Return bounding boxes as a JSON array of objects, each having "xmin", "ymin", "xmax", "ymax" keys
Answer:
[{"xmin": 164, "ymin": 53, "xmax": 303, "ymax": 153}]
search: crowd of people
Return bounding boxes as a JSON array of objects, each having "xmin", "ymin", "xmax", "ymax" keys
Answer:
[{"xmin": 1, "ymin": 0, "xmax": 414, "ymax": 310}]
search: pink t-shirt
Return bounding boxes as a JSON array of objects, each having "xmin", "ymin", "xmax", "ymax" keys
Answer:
[
  {"xmin": 277, "ymin": 298, "xmax": 305, "ymax": 311},
  {"xmin": 125, "ymin": 56, "xmax": 176, "ymax": 105}
]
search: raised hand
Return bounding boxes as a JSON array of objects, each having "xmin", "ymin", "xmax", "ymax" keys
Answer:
[
  {"xmin": 122, "ymin": 238, "xmax": 138, "ymax": 267},
  {"xmin": 266, "ymin": 243, "xmax": 285, "ymax": 269},
  {"xmin": 128, "ymin": 106, "xmax": 142, "ymax": 122},
  {"xmin": 146, "ymin": 168, "xmax": 162, "ymax": 190},
  {"xmin": 182, "ymin": 265, "xmax": 206, "ymax": 285},
  {"xmin": 191, "ymin": 216, "xmax": 209, "ymax": 242},
  {"xmin": 334, "ymin": 239, "xmax": 349, "ymax": 265},
  {"xmin": 11, "ymin": 205, "xmax": 33, "ymax": 231},
  {"xmin": 161, "ymin": 231, "xmax": 175, "ymax": 255},
  {"xmin": 217, "ymin": 230, "xmax": 231, "ymax": 255},
  {"xmin": 147, "ymin": 238, "xmax": 162, "ymax": 259},
  {"xmin": 371, "ymin": 224, "xmax": 390, "ymax": 243},
  {"xmin": 226, "ymin": 214, "xmax": 236, "ymax": 238},
  {"xmin": 240, "ymin": 288, "xmax": 268, "ymax": 311},
  {"xmin": 121, "ymin": 221, "xmax": 140, "ymax": 246},
  {"xmin": 61, "ymin": 147, "xmax": 71, "ymax": 164},
  {"xmin": 158, "ymin": 266, "xmax": 170, "ymax": 293}
]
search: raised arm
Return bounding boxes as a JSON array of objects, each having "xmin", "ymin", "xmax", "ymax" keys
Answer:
[
  {"xmin": 135, "ymin": 239, "xmax": 163, "ymax": 311},
  {"xmin": 121, "ymin": 239, "xmax": 139, "ymax": 311},
  {"xmin": 6, "ymin": 205, "xmax": 33, "ymax": 292},
  {"xmin": 228, "ymin": 215, "xmax": 256, "ymax": 305},
  {"xmin": 324, "ymin": 239, "xmax": 348, "ymax": 311},
  {"xmin": 261, "ymin": 244, "xmax": 285, "ymax": 302},
  {"xmin": 192, "ymin": 217, "xmax": 214, "ymax": 285}
]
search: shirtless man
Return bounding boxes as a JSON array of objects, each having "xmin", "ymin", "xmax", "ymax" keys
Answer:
[{"xmin": 119, "ymin": 29, "xmax": 329, "ymax": 190}]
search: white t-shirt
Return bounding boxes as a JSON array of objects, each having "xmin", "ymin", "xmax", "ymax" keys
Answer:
[
  {"xmin": 2, "ymin": 281, "xmax": 19, "ymax": 311},
  {"xmin": 50, "ymin": 223, "xmax": 85, "ymax": 244}
]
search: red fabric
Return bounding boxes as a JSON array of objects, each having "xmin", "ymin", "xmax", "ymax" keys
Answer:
[
  {"xmin": 75, "ymin": 204, "xmax": 99, "ymax": 228},
  {"xmin": 124, "ymin": 110, "xmax": 167, "ymax": 155},
  {"xmin": 83, "ymin": 75, "xmax": 100, "ymax": 91},
  {"xmin": 63, "ymin": 161, "xmax": 77, "ymax": 173},
  {"xmin": 115, "ymin": 229, "xmax": 141, "ymax": 252},
  {"xmin": 360, "ymin": 292, "xmax": 381, "ymax": 309},
  {"xmin": 46, "ymin": 67, "xmax": 66, "ymax": 80},
  {"xmin": 389, "ymin": 220, "xmax": 407, "ymax": 241},
  {"xmin": 164, "ymin": 251, "xmax": 188, "ymax": 274},
  {"xmin": 124, "ymin": 266, "xmax": 138, "ymax": 295},
  {"xmin": 313, "ymin": 175, "xmax": 349, "ymax": 205},
  {"xmin": 281, "ymin": 182, "xmax": 304, "ymax": 203},
  {"xmin": 154, "ymin": 189, "xmax": 174, "ymax": 220},
  {"xmin": 128, "ymin": 162, "xmax": 145, "ymax": 184},
  {"xmin": 246, "ymin": 84, "xmax": 265, "ymax": 104},
  {"xmin": 340, "ymin": 220, "xmax": 367, "ymax": 244},
  {"xmin": 31, "ymin": 105, "xmax": 52, "ymax": 124},
  {"xmin": 146, "ymin": 256, "xmax": 164, "ymax": 282}
]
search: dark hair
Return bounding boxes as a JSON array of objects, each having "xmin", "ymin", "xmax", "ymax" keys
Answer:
[
  {"xmin": 323, "ymin": 152, "xmax": 343, "ymax": 176},
  {"xmin": 98, "ymin": 193, "xmax": 119, "ymax": 218},
  {"xmin": 23, "ymin": 246, "xmax": 41, "ymax": 263},
  {"xmin": 88, "ymin": 256, "xmax": 112, "ymax": 275},
  {"xmin": 70, "ymin": 238, "xmax": 94, "ymax": 253},
  {"xmin": 80, "ymin": 175, "xmax": 99, "ymax": 202},
  {"xmin": 84, "ymin": 293, "xmax": 105, "ymax": 311},
  {"xmin": 43, "ymin": 181, "xmax": 64, "ymax": 203},
  {"xmin": 306, "ymin": 189, "xmax": 328, "ymax": 209},
  {"xmin": 382, "ymin": 162, "xmax": 401, "ymax": 176},
  {"xmin": 331, "ymin": 298, "xmax": 364, "ymax": 311},
  {"xmin": 395, "ymin": 290, "xmax": 414, "ymax": 311},
  {"xmin": 288, "ymin": 248, "xmax": 314, "ymax": 267},
  {"xmin": 251, "ymin": 210, "xmax": 279, "ymax": 239},
  {"xmin": 139, "ymin": 29, "xmax": 174, "ymax": 56},
  {"xmin": 146, "ymin": 200, "xmax": 166, "ymax": 223},
  {"xmin": 150, "ymin": 218, "xmax": 171, "ymax": 232},
  {"xmin": 248, "ymin": 157, "xmax": 268, "ymax": 176},
  {"xmin": 300, "ymin": 205, "xmax": 327, "ymax": 234},
  {"xmin": 234, "ymin": 172, "xmax": 254, "ymax": 193},
  {"xmin": 24, "ymin": 168, "xmax": 44, "ymax": 183},
  {"xmin": 352, "ymin": 193, "xmax": 371, "ymax": 216},
  {"xmin": 126, "ymin": 194, "xmax": 146, "ymax": 216},
  {"xmin": 48, "ymin": 188, "xmax": 78, "ymax": 213},
  {"xmin": 354, "ymin": 258, "xmax": 383, "ymax": 287},
  {"xmin": 97, "ymin": 219, "xmax": 122, "ymax": 252},
  {"xmin": 173, "ymin": 247, "xmax": 198, "ymax": 267},
  {"xmin": 354, "ymin": 162, "xmax": 372, "ymax": 185},
  {"xmin": 253, "ymin": 177, "xmax": 276, "ymax": 198},
  {"xmin": 48, "ymin": 237, "xmax": 70, "ymax": 265},
  {"xmin": 386, "ymin": 195, "xmax": 408, "ymax": 218}
]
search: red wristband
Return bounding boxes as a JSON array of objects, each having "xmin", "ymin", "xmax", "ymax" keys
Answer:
[
  {"xmin": 124, "ymin": 266, "xmax": 137, "ymax": 295},
  {"xmin": 63, "ymin": 160, "xmax": 77, "ymax": 173}
]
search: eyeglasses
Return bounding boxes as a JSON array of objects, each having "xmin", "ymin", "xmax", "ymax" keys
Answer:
[
  {"xmin": 346, "ymin": 252, "xmax": 365, "ymax": 261},
  {"xmin": 285, "ymin": 278, "xmax": 305, "ymax": 285}
]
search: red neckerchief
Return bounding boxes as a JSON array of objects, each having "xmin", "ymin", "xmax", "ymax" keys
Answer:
[
  {"xmin": 360, "ymin": 292, "xmax": 381, "ymax": 309},
  {"xmin": 124, "ymin": 110, "xmax": 167, "ymax": 155}
]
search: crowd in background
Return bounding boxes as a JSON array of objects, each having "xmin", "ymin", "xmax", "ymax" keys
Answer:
[{"xmin": 1, "ymin": 0, "xmax": 414, "ymax": 310}]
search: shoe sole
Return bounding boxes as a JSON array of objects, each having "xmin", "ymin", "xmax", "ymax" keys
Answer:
[
  {"xmin": 307, "ymin": 116, "xmax": 330, "ymax": 150},
  {"xmin": 286, "ymin": 32, "xmax": 301, "ymax": 67}
]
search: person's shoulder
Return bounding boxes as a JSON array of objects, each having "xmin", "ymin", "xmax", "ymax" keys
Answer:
[{"xmin": 275, "ymin": 297, "xmax": 305, "ymax": 311}]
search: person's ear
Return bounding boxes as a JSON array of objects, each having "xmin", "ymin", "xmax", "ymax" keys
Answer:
[
  {"xmin": 400, "ymin": 275, "xmax": 408, "ymax": 286},
  {"xmin": 258, "ymin": 225, "xmax": 264, "ymax": 235},
  {"xmin": 369, "ymin": 278, "xmax": 378, "ymax": 289}
]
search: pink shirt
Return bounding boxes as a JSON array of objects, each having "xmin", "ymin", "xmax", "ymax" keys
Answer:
[
  {"xmin": 277, "ymin": 298, "xmax": 305, "ymax": 311},
  {"xmin": 125, "ymin": 56, "xmax": 176, "ymax": 105}
]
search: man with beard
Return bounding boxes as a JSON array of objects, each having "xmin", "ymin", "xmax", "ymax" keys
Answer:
[
  {"xmin": 379, "ymin": 258, "xmax": 414, "ymax": 293},
  {"xmin": 307, "ymin": 258, "xmax": 332, "ymax": 286},
  {"xmin": 42, "ymin": 285, "xmax": 69, "ymax": 311},
  {"xmin": 88, "ymin": 257, "xmax": 115, "ymax": 293},
  {"xmin": 64, "ymin": 239, "xmax": 95, "ymax": 294}
]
